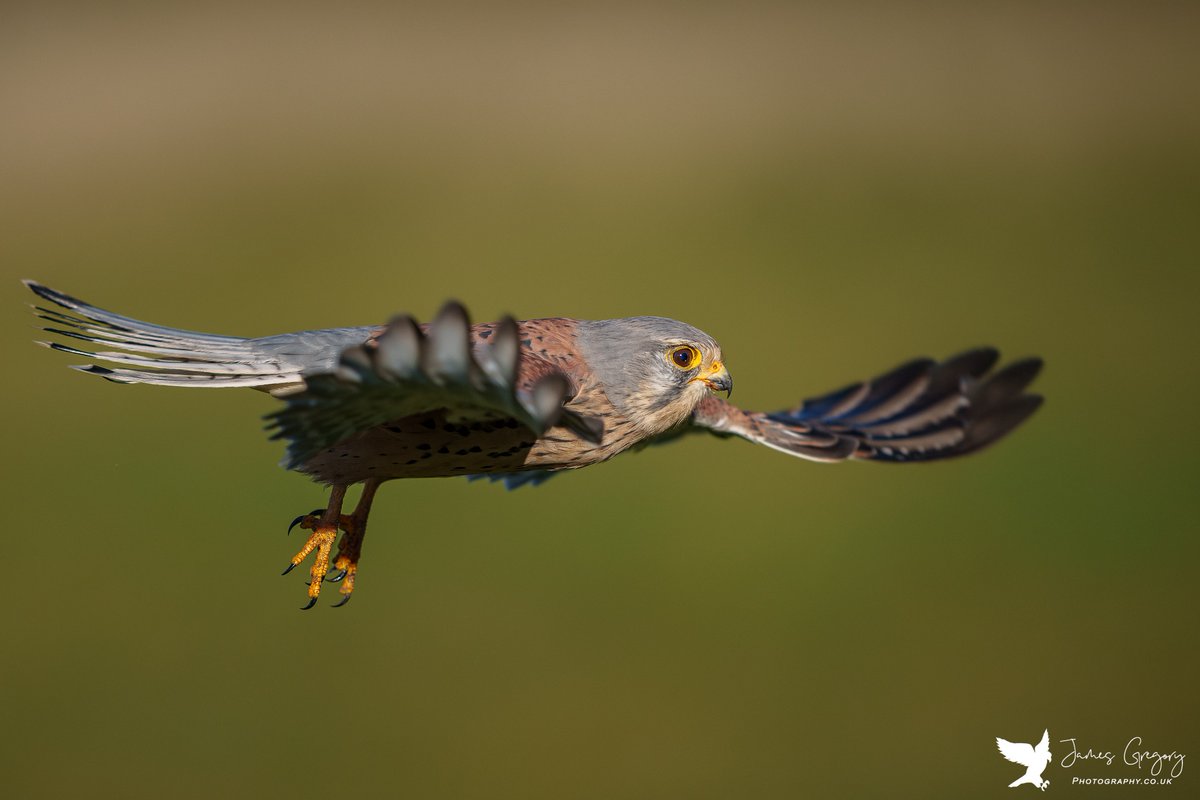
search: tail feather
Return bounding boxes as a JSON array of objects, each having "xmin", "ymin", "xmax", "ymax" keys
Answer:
[
  {"xmin": 69, "ymin": 363, "xmax": 298, "ymax": 388},
  {"xmin": 26, "ymin": 281, "xmax": 244, "ymax": 343},
  {"xmin": 40, "ymin": 340, "xmax": 290, "ymax": 375},
  {"xmin": 24, "ymin": 280, "xmax": 317, "ymax": 389},
  {"xmin": 36, "ymin": 325, "xmax": 254, "ymax": 360}
]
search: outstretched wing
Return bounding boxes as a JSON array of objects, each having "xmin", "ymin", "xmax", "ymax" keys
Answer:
[
  {"xmin": 1035, "ymin": 729, "xmax": 1051, "ymax": 756},
  {"xmin": 266, "ymin": 302, "xmax": 602, "ymax": 470},
  {"xmin": 997, "ymin": 737, "xmax": 1037, "ymax": 767},
  {"xmin": 679, "ymin": 348, "xmax": 1042, "ymax": 463}
]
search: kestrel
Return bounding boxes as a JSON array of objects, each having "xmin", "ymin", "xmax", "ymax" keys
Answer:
[{"xmin": 26, "ymin": 281, "xmax": 1043, "ymax": 608}]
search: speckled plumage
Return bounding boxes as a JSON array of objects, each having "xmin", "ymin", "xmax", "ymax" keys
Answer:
[
  {"xmin": 25, "ymin": 280, "xmax": 1043, "ymax": 608},
  {"xmin": 297, "ymin": 317, "xmax": 639, "ymax": 484}
]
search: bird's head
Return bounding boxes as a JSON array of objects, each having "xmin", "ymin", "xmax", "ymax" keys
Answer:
[{"xmin": 575, "ymin": 316, "xmax": 732, "ymax": 436}]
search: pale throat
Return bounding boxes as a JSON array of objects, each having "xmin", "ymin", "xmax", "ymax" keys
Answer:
[{"xmin": 624, "ymin": 379, "xmax": 708, "ymax": 438}]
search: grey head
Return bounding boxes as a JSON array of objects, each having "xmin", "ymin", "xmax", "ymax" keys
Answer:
[{"xmin": 574, "ymin": 316, "xmax": 733, "ymax": 436}]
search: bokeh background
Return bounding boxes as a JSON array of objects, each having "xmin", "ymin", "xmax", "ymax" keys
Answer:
[{"xmin": 2, "ymin": 3, "xmax": 1197, "ymax": 798}]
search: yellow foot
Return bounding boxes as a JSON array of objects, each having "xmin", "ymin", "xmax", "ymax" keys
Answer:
[
  {"xmin": 283, "ymin": 510, "xmax": 349, "ymax": 610},
  {"xmin": 325, "ymin": 516, "xmax": 366, "ymax": 608}
]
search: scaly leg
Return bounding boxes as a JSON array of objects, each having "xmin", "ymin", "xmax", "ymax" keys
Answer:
[
  {"xmin": 325, "ymin": 478, "xmax": 380, "ymax": 608},
  {"xmin": 282, "ymin": 484, "xmax": 347, "ymax": 610}
]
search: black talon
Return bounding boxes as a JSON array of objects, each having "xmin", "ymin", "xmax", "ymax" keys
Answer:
[
  {"xmin": 300, "ymin": 597, "xmax": 317, "ymax": 611},
  {"xmin": 281, "ymin": 563, "xmax": 297, "ymax": 576},
  {"xmin": 288, "ymin": 509, "xmax": 324, "ymax": 535},
  {"xmin": 325, "ymin": 569, "xmax": 347, "ymax": 583},
  {"xmin": 331, "ymin": 594, "xmax": 351, "ymax": 608}
]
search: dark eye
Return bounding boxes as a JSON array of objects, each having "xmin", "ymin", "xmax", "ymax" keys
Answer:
[{"xmin": 668, "ymin": 345, "xmax": 701, "ymax": 370}]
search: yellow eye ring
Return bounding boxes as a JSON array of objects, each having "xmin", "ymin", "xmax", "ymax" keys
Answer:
[{"xmin": 667, "ymin": 345, "xmax": 702, "ymax": 370}]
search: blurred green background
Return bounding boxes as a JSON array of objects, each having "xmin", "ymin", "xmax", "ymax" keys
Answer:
[{"xmin": 2, "ymin": 3, "xmax": 1197, "ymax": 798}]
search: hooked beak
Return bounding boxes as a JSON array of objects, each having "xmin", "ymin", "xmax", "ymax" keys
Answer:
[{"xmin": 692, "ymin": 361, "xmax": 733, "ymax": 397}]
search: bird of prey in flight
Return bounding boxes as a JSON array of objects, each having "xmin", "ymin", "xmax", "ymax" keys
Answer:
[
  {"xmin": 997, "ymin": 730, "xmax": 1052, "ymax": 790},
  {"xmin": 25, "ymin": 281, "xmax": 1043, "ymax": 609}
]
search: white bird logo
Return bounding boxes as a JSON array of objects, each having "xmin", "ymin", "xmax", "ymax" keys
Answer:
[{"xmin": 997, "ymin": 729, "xmax": 1052, "ymax": 790}]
